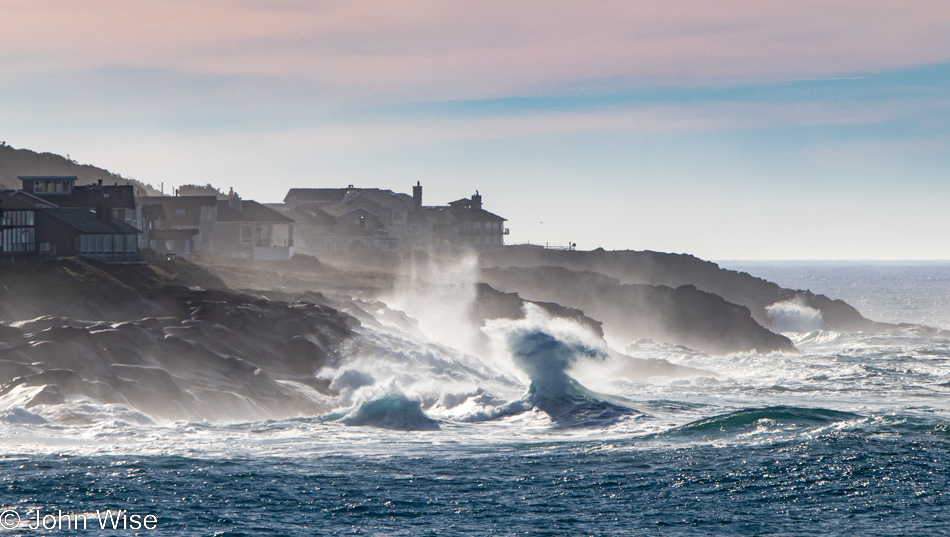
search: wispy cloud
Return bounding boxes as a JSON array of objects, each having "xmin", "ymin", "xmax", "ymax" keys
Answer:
[{"xmin": 3, "ymin": 0, "xmax": 950, "ymax": 102}]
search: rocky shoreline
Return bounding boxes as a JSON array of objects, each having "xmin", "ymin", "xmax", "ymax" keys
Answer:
[{"xmin": 0, "ymin": 248, "xmax": 932, "ymax": 423}]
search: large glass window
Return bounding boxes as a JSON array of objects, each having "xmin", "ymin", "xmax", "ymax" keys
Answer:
[
  {"xmin": 0, "ymin": 210, "xmax": 34, "ymax": 226},
  {"xmin": 2, "ymin": 227, "xmax": 35, "ymax": 253}
]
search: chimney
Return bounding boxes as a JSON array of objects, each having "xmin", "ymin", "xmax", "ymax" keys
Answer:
[
  {"xmin": 96, "ymin": 194, "xmax": 112, "ymax": 221},
  {"xmin": 413, "ymin": 181, "xmax": 422, "ymax": 210},
  {"xmin": 471, "ymin": 190, "xmax": 482, "ymax": 210},
  {"xmin": 229, "ymin": 187, "xmax": 242, "ymax": 212}
]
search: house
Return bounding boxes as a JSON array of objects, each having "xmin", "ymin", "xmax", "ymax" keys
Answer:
[
  {"xmin": 140, "ymin": 191, "xmax": 295, "ymax": 261},
  {"xmin": 418, "ymin": 190, "xmax": 507, "ymax": 248},
  {"xmin": 273, "ymin": 205, "xmax": 398, "ymax": 255},
  {"xmin": 138, "ymin": 196, "xmax": 218, "ymax": 260},
  {"xmin": 36, "ymin": 207, "xmax": 141, "ymax": 263},
  {"xmin": 1, "ymin": 188, "xmax": 140, "ymax": 262},
  {"xmin": 19, "ymin": 176, "xmax": 145, "ymax": 245},
  {"xmin": 279, "ymin": 182, "xmax": 507, "ymax": 252},
  {"xmin": 283, "ymin": 186, "xmax": 414, "ymax": 238},
  {"xmin": 211, "ymin": 192, "xmax": 294, "ymax": 260}
]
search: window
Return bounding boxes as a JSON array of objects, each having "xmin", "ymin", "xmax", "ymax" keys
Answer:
[
  {"xmin": 174, "ymin": 209, "xmax": 186, "ymax": 216},
  {"xmin": 126, "ymin": 235, "xmax": 137, "ymax": 252},
  {"xmin": 1, "ymin": 210, "xmax": 33, "ymax": 226},
  {"xmin": 240, "ymin": 224, "xmax": 252, "ymax": 243},
  {"xmin": 1, "ymin": 227, "xmax": 34, "ymax": 253}
]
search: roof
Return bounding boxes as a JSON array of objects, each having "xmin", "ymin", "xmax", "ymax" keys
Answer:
[
  {"xmin": 342, "ymin": 189, "xmax": 414, "ymax": 211},
  {"xmin": 18, "ymin": 176, "xmax": 78, "ymax": 181},
  {"xmin": 215, "ymin": 199, "xmax": 293, "ymax": 223},
  {"xmin": 322, "ymin": 203, "xmax": 380, "ymax": 220},
  {"xmin": 420, "ymin": 205, "xmax": 506, "ymax": 224},
  {"xmin": 139, "ymin": 196, "xmax": 217, "ymax": 227},
  {"xmin": 41, "ymin": 208, "xmax": 141, "ymax": 234},
  {"xmin": 215, "ymin": 201, "xmax": 252, "ymax": 223},
  {"xmin": 38, "ymin": 184, "xmax": 136, "ymax": 210},
  {"xmin": 236, "ymin": 200, "xmax": 293, "ymax": 223},
  {"xmin": 284, "ymin": 188, "xmax": 351, "ymax": 204},
  {"xmin": 269, "ymin": 205, "xmax": 338, "ymax": 226},
  {"xmin": 448, "ymin": 207, "xmax": 506, "ymax": 222},
  {"xmin": 0, "ymin": 190, "xmax": 58, "ymax": 209}
]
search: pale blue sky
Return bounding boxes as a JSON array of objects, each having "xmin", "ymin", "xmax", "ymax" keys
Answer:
[{"xmin": 2, "ymin": 1, "xmax": 949, "ymax": 259}]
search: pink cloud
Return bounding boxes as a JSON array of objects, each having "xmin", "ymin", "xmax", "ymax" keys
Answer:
[{"xmin": 2, "ymin": 0, "xmax": 950, "ymax": 100}]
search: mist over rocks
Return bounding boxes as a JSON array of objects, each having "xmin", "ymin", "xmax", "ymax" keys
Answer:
[
  {"xmin": 0, "ymin": 258, "xmax": 360, "ymax": 421},
  {"xmin": 1, "ymin": 242, "xmax": 895, "ymax": 425},
  {"xmin": 479, "ymin": 246, "xmax": 874, "ymax": 333},
  {"xmin": 480, "ymin": 265, "xmax": 794, "ymax": 355}
]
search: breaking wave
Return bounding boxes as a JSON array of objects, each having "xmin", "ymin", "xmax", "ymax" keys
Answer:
[
  {"xmin": 324, "ymin": 386, "xmax": 440, "ymax": 431},
  {"xmin": 656, "ymin": 406, "xmax": 861, "ymax": 440},
  {"xmin": 456, "ymin": 308, "xmax": 643, "ymax": 427}
]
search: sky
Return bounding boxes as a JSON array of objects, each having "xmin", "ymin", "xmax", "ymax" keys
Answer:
[{"xmin": 2, "ymin": 0, "xmax": 949, "ymax": 260}]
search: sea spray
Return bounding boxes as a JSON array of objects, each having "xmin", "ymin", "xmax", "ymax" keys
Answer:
[
  {"xmin": 318, "ymin": 324, "xmax": 521, "ymax": 410},
  {"xmin": 380, "ymin": 251, "xmax": 482, "ymax": 355},
  {"xmin": 766, "ymin": 298, "xmax": 825, "ymax": 333},
  {"xmin": 474, "ymin": 306, "xmax": 641, "ymax": 426}
]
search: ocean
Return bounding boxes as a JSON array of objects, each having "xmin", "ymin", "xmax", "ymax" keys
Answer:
[{"xmin": 2, "ymin": 263, "xmax": 950, "ymax": 535}]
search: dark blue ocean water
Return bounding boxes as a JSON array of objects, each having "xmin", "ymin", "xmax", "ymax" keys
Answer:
[{"xmin": 3, "ymin": 416, "xmax": 949, "ymax": 536}]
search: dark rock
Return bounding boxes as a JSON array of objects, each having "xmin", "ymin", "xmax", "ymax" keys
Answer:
[{"xmin": 481, "ymin": 266, "xmax": 794, "ymax": 355}]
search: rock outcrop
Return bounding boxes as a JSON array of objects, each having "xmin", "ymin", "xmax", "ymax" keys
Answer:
[
  {"xmin": 481, "ymin": 265, "xmax": 795, "ymax": 355},
  {"xmin": 479, "ymin": 246, "xmax": 874, "ymax": 332}
]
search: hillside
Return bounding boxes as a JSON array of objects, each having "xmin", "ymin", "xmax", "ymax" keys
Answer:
[{"xmin": 0, "ymin": 143, "xmax": 161, "ymax": 195}]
